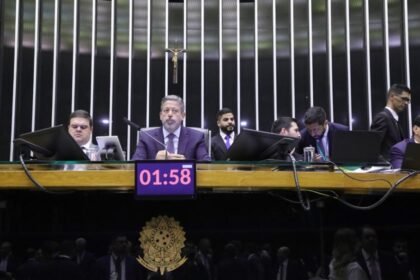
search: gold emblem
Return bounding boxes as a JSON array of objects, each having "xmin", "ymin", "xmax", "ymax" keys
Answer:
[{"xmin": 137, "ymin": 216, "xmax": 187, "ymax": 275}]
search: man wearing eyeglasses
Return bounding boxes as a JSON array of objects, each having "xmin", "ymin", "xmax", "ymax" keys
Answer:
[
  {"xmin": 68, "ymin": 109, "xmax": 96, "ymax": 150},
  {"xmin": 371, "ymin": 84, "xmax": 412, "ymax": 159},
  {"xmin": 132, "ymin": 95, "xmax": 210, "ymax": 160}
]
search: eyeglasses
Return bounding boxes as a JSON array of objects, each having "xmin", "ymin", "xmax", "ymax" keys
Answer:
[
  {"xmin": 161, "ymin": 108, "xmax": 181, "ymax": 114},
  {"xmin": 70, "ymin": 124, "xmax": 89, "ymax": 130}
]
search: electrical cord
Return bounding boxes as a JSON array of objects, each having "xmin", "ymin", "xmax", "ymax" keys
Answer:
[
  {"xmin": 289, "ymin": 154, "xmax": 311, "ymax": 211},
  {"xmin": 19, "ymin": 154, "xmax": 73, "ymax": 194}
]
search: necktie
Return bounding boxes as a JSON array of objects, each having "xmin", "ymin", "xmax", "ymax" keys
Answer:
[
  {"xmin": 368, "ymin": 256, "xmax": 380, "ymax": 280},
  {"xmin": 225, "ymin": 135, "xmax": 231, "ymax": 150},
  {"xmin": 395, "ymin": 120, "xmax": 404, "ymax": 140},
  {"xmin": 316, "ymin": 139, "xmax": 327, "ymax": 160},
  {"xmin": 114, "ymin": 257, "xmax": 122, "ymax": 280},
  {"xmin": 167, "ymin": 133, "xmax": 175, "ymax": 153},
  {"xmin": 277, "ymin": 264, "xmax": 283, "ymax": 280}
]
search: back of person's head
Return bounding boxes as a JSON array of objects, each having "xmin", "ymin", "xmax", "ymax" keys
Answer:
[
  {"xmin": 160, "ymin": 95, "xmax": 185, "ymax": 112},
  {"xmin": 387, "ymin": 84, "xmax": 411, "ymax": 99},
  {"xmin": 68, "ymin": 109, "xmax": 93, "ymax": 127},
  {"xmin": 216, "ymin": 108, "xmax": 234, "ymax": 121},
  {"xmin": 304, "ymin": 106, "xmax": 327, "ymax": 125},
  {"xmin": 332, "ymin": 228, "xmax": 360, "ymax": 278},
  {"xmin": 414, "ymin": 115, "xmax": 420, "ymax": 127},
  {"xmin": 271, "ymin": 117, "xmax": 297, "ymax": 133}
]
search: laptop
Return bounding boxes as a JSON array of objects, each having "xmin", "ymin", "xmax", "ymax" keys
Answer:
[
  {"xmin": 330, "ymin": 130, "xmax": 387, "ymax": 166},
  {"xmin": 401, "ymin": 143, "xmax": 420, "ymax": 171}
]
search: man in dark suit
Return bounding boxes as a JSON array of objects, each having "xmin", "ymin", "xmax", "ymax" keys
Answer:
[
  {"xmin": 296, "ymin": 106, "xmax": 348, "ymax": 161},
  {"xmin": 272, "ymin": 246, "xmax": 307, "ymax": 280},
  {"xmin": 271, "ymin": 116, "xmax": 302, "ymax": 160},
  {"xmin": 390, "ymin": 114, "xmax": 420, "ymax": 169},
  {"xmin": 356, "ymin": 226, "xmax": 402, "ymax": 280},
  {"xmin": 371, "ymin": 84, "xmax": 412, "ymax": 159},
  {"xmin": 68, "ymin": 109, "xmax": 100, "ymax": 160},
  {"xmin": 211, "ymin": 108, "xmax": 236, "ymax": 160},
  {"xmin": 132, "ymin": 95, "xmax": 210, "ymax": 161},
  {"xmin": 92, "ymin": 235, "xmax": 143, "ymax": 280}
]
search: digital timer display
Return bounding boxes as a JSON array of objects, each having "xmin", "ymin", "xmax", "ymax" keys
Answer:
[{"xmin": 135, "ymin": 160, "xmax": 196, "ymax": 199}]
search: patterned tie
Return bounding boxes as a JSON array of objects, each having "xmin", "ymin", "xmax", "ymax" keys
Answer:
[
  {"xmin": 316, "ymin": 139, "xmax": 327, "ymax": 160},
  {"xmin": 167, "ymin": 133, "xmax": 175, "ymax": 153},
  {"xmin": 225, "ymin": 135, "xmax": 231, "ymax": 150}
]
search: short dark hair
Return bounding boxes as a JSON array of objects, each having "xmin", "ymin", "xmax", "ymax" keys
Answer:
[
  {"xmin": 68, "ymin": 109, "xmax": 93, "ymax": 127},
  {"xmin": 387, "ymin": 84, "xmax": 411, "ymax": 99},
  {"xmin": 414, "ymin": 115, "xmax": 420, "ymax": 127},
  {"xmin": 271, "ymin": 117, "xmax": 298, "ymax": 133},
  {"xmin": 216, "ymin": 108, "xmax": 234, "ymax": 121},
  {"xmin": 304, "ymin": 106, "xmax": 327, "ymax": 125}
]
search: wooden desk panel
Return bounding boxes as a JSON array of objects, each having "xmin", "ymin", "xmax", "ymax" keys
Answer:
[{"xmin": 0, "ymin": 163, "xmax": 419, "ymax": 192}]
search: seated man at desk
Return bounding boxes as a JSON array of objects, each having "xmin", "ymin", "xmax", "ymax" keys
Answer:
[
  {"xmin": 67, "ymin": 109, "xmax": 99, "ymax": 160},
  {"xmin": 297, "ymin": 106, "xmax": 348, "ymax": 161},
  {"xmin": 132, "ymin": 95, "xmax": 211, "ymax": 161},
  {"xmin": 271, "ymin": 116, "xmax": 302, "ymax": 160},
  {"xmin": 390, "ymin": 114, "xmax": 420, "ymax": 169}
]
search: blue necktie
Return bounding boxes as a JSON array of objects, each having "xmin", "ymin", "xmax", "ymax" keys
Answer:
[
  {"xmin": 225, "ymin": 135, "xmax": 231, "ymax": 150},
  {"xmin": 316, "ymin": 139, "xmax": 327, "ymax": 160},
  {"xmin": 167, "ymin": 133, "xmax": 175, "ymax": 153}
]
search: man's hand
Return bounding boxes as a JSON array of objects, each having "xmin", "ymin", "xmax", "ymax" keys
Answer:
[{"xmin": 155, "ymin": 150, "xmax": 186, "ymax": 160}]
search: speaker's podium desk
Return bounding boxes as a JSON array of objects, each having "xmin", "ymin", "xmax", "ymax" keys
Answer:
[{"xmin": 0, "ymin": 161, "xmax": 419, "ymax": 193}]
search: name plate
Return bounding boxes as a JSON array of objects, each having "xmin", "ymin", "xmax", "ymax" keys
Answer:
[{"xmin": 135, "ymin": 160, "xmax": 196, "ymax": 199}]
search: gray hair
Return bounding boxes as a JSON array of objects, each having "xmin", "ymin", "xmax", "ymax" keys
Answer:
[{"xmin": 161, "ymin": 95, "xmax": 185, "ymax": 113}]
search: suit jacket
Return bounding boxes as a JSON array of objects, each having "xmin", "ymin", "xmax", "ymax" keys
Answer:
[
  {"xmin": 370, "ymin": 108, "xmax": 405, "ymax": 159},
  {"xmin": 296, "ymin": 122, "xmax": 349, "ymax": 156},
  {"xmin": 390, "ymin": 138, "xmax": 414, "ymax": 169},
  {"xmin": 211, "ymin": 133, "xmax": 235, "ymax": 161},
  {"xmin": 91, "ymin": 255, "xmax": 142, "ymax": 280},
  {"xmin": 271, "ymin": 259, "xmax": 307, "ymax": 280},
  {"xmin": 356, "ymin": 250, "xmax": 402, "ymax": 280},
  {"xmin": 132, "ymin": 127, "xmax": 211, "ymax": 161}
]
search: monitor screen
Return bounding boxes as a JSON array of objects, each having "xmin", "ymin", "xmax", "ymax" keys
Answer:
[
  {"xmin": 401, "ymin": 143, "xmax": 420, "ymax": 171},
  {"xmin": 135, "ymin": 160, "xmax": 196, "ymax": 199},
  {"xmin": 14, "ymin": 125, "xmax": 89, "ymax": 161},
  {"xmin": 96, "ymin": 136, "xmax": 125, "ymax": 161},
  {"xmin": 226, "ymin": 128, "xmax": 300, "ymax": 161},
  {"xmin": 330, "ymin": 130, "xmax": 385, "ymax": 165}
]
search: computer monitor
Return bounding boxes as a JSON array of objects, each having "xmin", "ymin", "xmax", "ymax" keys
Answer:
[
  {"xmin": 14, "ymin": 125, "xmax": 89, "ymax": 161},
  {"xmin": 330, "ymin": 130, "xmax": 386, "ymax": 165},
  {"xmin": 401, "ymin": 143, "xmax": 420, "ymax": 171},
  {"xmin": 226, "ymin": 128, "xmax": 300, "ymax": 161},
  {"xmin": 96, "ymin": 136, "xmax": 125, "ymax": 161}
]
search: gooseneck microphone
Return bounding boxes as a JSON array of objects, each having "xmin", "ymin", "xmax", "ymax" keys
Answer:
[
  {"xmin": 123, "ymin": 117, "xmax": 168, "ymax": 159},
  {"xmin": 123, "ymin": 117, "xmax": 141, "ymax": 131}
]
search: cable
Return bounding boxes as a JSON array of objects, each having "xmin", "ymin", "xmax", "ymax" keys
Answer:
[
  {"xmin": 273, "ymin": 157, "xmax": 419, "ymax": 211},
  {"xmin": 19, "ymin": 154, "xmax": 73, "ymax": 194},
  {"xmin": 289, "ymin": 154, "xmax": 311, "ymax": 211}
]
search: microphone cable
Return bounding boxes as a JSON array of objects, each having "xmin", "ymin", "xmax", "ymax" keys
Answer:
[{"xmin": 18, "ymin": 154, "xmax": 73, "ymax": 194}]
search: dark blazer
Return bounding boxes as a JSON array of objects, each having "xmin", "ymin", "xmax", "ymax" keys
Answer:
[
  {"xmin": 296, "ymin": 122, "xmax": 349, "ymax": 156},
  {"xmin": 390, "ymin": 138, "xmax": 414, "ymax": 169},
  {"xmin": 270, "ymin": 259, "xmax": 307, "ymax": 280},
  {"xmin": 371, "ymin": 108, "xmax": 405, "ymax": 159},
  {"xmin": 132, "ymin": 127, "xmax": 211, "ymax": 161},
  {"xmin": 356, "ymin": 251, "xmax": 402, "ymax": 280},
  {"xmin": 91, "ymin": 255, "xmax": 142, "ymax": 280},
  {"xmin": 211, "ymin": 133, "xmax": 235, "ymax": 161}
]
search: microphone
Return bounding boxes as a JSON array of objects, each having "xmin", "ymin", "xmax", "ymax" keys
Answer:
[
  {"xmin": 123, "ymin": 117, "xmax": 141, "ymax": 131},
  {"xmin": 123, "ymin": 117, "xmax": 168, "ymax": 159}
]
